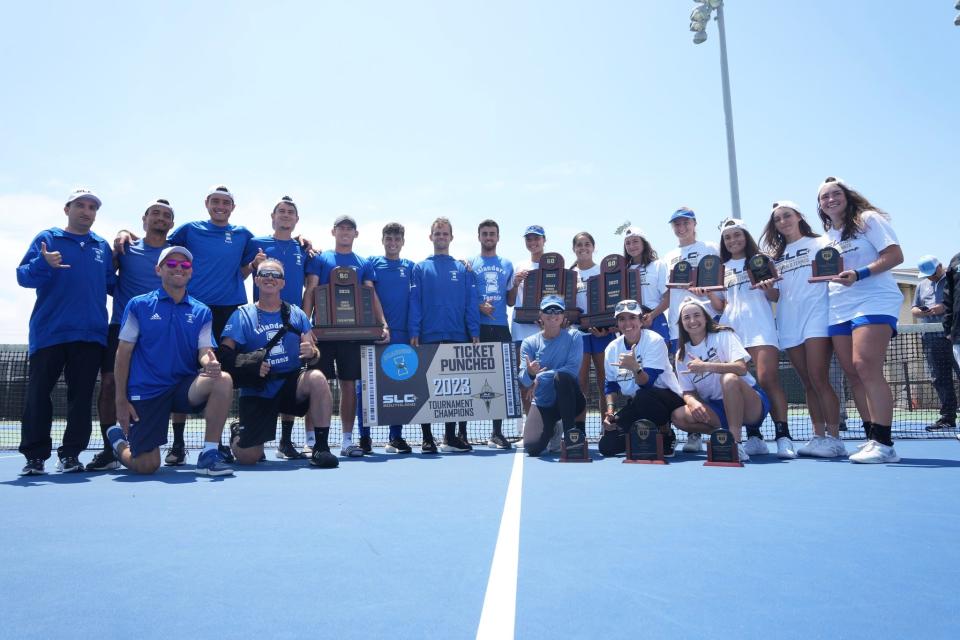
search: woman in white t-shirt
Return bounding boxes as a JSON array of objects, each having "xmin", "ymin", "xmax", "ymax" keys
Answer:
[
  {"xmin": 571, "ymin": 231, "xmax": 614, "ymax": 424},
  {"xmin": 715, "ymin": 219, "xmax": 795, "ymax": 459},
  {"xmin": 759, "ymin": 201, "xmax": 844, "ymax": 459},
  {"xmin": 817, "ymin": 177, "xmax": 904, "ymax": 464},
  {"xmin": 623, "ymin": 227, "xmax": 670, "ymax": 344},
  {"xmin": 672, "ymin": 298, "xmax": 771, "ymax": 462}
]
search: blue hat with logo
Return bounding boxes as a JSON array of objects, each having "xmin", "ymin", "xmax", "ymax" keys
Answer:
[
  {"xmin": 668, "ymin": 207, "xmax": 696, "ymax": 223},
  {"xmin": 523, "ymin": 225, "xmax": 545, "ymax": 237},
  {"xmin": 539, "ymin": 294, "xmax": 565, "ymax": 311},
  {"xmin": 917, "ymin": 255, "xmax": 940, "ymax": 278}
]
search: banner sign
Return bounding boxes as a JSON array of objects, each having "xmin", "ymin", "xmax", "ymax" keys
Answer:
[{"xmin": 361, "ymin": 342, "xmax": 521, "ymax": 427}]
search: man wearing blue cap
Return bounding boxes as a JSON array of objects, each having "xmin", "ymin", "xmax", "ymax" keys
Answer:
[
  {"xmin": 16, "ymin": 188, "xmax": 116, "ymax": 475},
  {"xmin": 912, "ymin": 255, "xmax": 959, "ymax": 431},
  {"xmin": 518, "ymin": 294, "xmax": 585, "ymax": 456}
]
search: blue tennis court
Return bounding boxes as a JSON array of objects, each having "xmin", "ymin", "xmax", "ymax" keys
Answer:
[{"xmin": 2, "ymin": 438, "xmax": 958, "ymax": 639}]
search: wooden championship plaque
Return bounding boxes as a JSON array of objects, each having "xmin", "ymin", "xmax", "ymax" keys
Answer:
[
  {"xmin": 624, "ymin": 419, "xmax": 666, "ymax": 464},
  {"xmin": 694, "ymin": 255, "xmax": 726, "ymax": 291},
  {"xmin": 560, "ymin": 426, "xmax": 591, "ymax": 463},
  {"xmin": 514, "ymin": 252, "xmax": 579, "ymax": 324},
  {"xmin": 704, "ymin": 428, "xmax": 743, "ymax": 467},
  {"xmin": 580, "ymin": 254, "xmax": 642, "ymax": 330},
  {"xmin": 808, "ymin": 247, "xmax": 843, "ymax": 283},
  {"xmin": 666, "ymin": 259, "xmax": 693, "ymax": 289},
  {"xmin": 746, "ymin": 253, "xmax": 782, "ymax": 289},
  {"xmin": 312, "ymin": 267, "xmax": 384, "ymax": 342}
]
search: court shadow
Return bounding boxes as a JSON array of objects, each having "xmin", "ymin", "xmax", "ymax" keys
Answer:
[
  {"xmin": 891, "ymin": 457, "xmax": 960, "ymax": 468},
  {"xmin": 1, "ymin": 473, "xmax": 95, "ymax": 487}
]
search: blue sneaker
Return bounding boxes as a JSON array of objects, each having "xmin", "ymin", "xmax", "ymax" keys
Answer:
[
  {"xmin": 196, "ymin": 448, "xmax": 234, "ymax": 477},
  {"xmin": 106, "ymin": 425, "xmax": 127, "ymax": 457}
]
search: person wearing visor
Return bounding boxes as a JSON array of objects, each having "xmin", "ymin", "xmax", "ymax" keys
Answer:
[
  {"xmin": 219, "ymin": 259, "xmax": 338, "ymax": 469},
  {"xmin": 599, "ymin": 299, "xmax": 687, "ymax": 458},
  {"xmin": 519, "ymin": 295, "xmax": 585, "ymax": 457},
  {"xmin": 106, "ymin": 247, "xmax": 234, "ymax": 476},
  {"xmin": 673, "ymin": 297, "xmax": 771, "ymax": 462}
]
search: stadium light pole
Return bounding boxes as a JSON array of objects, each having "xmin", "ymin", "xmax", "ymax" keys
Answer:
[{"xmin": 689, "ymin": 0, "xmax": 741, "ymax": 219}]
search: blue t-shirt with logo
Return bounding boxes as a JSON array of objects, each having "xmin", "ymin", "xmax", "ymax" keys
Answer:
[
  {"xmin": 470, "ymin": 255, "xmax": 514, "ymax": 327},
  {"xmin": 306, "ymin": 250, "xmax": 376, "ymax": 285},
  {"xmin": 251, "ymin": 236, "xmax": 307, "ymax": 306},
  {"xmin": 112, "ymin": 240, "xmax": 166, "ymax": 325},
  {"xmin": 222, "ymin": 303, "xmax": 313, "ymax": 399},
  {"xmin": 118, "ymin": 289, "xmax": 214, "ymax": 400},
  {"xmin": 369, "ymin": 256, "xmax": 414, "ymax": 343},
  {"xmin": 168, "ymin": 220, "xmax": 257, "ymax": 306}
]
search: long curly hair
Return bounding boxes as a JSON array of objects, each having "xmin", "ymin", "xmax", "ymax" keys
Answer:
[
  {"xmin": 816, "ymin": 177, "xmax": 890, "ymax": 241},
  {"xmin": 760, "ymin": 203, "xmax": 820, "ymax": 259}
]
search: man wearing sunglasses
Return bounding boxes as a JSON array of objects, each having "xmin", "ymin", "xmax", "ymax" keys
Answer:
[
  {"xmin": 219, "ymin": 259, "xmax": 339, "ymax": 468},
  {"xmin": 17, "ymin": 188, "xmax": 116, "ymax": 475},
  {"xmin": 105, "ymin": 247, "xmax": 235, "ymax": 476}
]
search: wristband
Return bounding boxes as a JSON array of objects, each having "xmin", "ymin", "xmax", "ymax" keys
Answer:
[{"xmin": 855, "ymin": 267, "xmax": 871, "ymax": 281}]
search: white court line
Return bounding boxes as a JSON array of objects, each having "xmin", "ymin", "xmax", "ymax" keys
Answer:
[
  {"xmin": 476, "ymin": 448, "xmax": 524, "ymax": 640},
  {"xmin": 0, "ymin": 455, "xmax": 22, "ymax": 459}
]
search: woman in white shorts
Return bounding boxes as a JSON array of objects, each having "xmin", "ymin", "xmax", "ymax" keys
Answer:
[
  {"xmin": 817, "ymin": 177, "xmax": 903, "ymax": 464},
  {"xmin": 715, "ymin": 218, "xmax": 795, "ymax": 458},
  {"xmin": 760, "ymin": 201, "xmax": 844, "ymax": 458}
]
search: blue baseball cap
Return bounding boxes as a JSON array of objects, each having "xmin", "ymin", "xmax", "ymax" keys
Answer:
[
  {"xmin": 668, "ymin": 207, "xmax": 696, "ymax": 223},
  {"xmin": 917, "ymin": 255, "xmax": 940, "ymax": 278},
  {"xmin": 523, "ymin": 225, "xmax": 545, "ymax": 237},
  {"xmin": 540, "ymin": 294, "xmax": 565, "ymax": 311}
]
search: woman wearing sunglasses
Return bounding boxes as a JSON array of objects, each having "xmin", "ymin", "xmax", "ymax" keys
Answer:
[
  {"xmin": 817, "ymin": 177, "xmax": 903, "ymax": 464},
  {"xmin": 715, "ymin": 219, "xmax": 795, "ymax": 459},
  {"xmin": 673, "ymin": 298, "xmax": 770, "ymax": 462},
  {"xmin": 623, "ymin": 227, "xmax": 670, "ymax": 344},
  {"xmin": 760, "ymin": 201, "xmax": 844, "ymax": 458}
]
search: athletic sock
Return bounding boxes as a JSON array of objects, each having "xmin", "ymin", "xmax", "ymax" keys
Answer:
[
  {"xmin": 359, "ymin": 426, "xmax": 371, "ymax": 438},
  {"xmin": 202, "ymin": 442, "xmax": 218, "ymax": 453},
  {"xmin": 871, "ymin": 424, "xmax": 893, "ymax": 447},
  {"xmin": 341, "ymin": 432, "xmax": 354, "ymax": 447},
  {"xmin": 280, "ymin": 419, "xmax": 294, "ymax": 444},
  {"xmin": 314, "ymin": 427, "xmax": 330, "ymax": 451},
  {"xmin": 457, "ymin": 422, "xmax": 468, "ymax": 440},
  {"xmin": 862, "ymin": 421, "xmax": 874, "ymax": 441},
  {"xmin": 172, "ymin": 421, "xmax": 186, "ymax": 447},
  {"xmin": 491, "ymin": 420, "xmax": 503, "ymax": 437},
  {"xmin": 389, "ymin": 425, "xmax": 403, "ymax": 439},
  {"xmin": 773, "ymin": 421, "xmax": 791, "ymax": 440},
  {"xmin": 746, "ymin": 425, "xmax": 764, "ymax": 439},
  {"xmin": 306, "ymin": 431, "xmax": 317, "ymax": 446},
  {"xmin": 421, "ymin": 424, "xmax": 434, "ymax": 440},
  {"xmin": 99, "ymin": 424, "xmax": 112, "ymax": 452},
  {"xmin": 445, "ymin": 423, "xmax": 456, "ymax": 440}
]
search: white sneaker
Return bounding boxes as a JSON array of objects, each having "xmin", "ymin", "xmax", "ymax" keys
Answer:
[
  {"xmin": 737, "ymin": 443, "xmax": 750, "ymax": 462},
  {"xmin": 743, "ymin": 436, "xmax": 769, "ymax": 456},
  {"xmin": 682, "ymin": 433, "xmax": 703, "ymax": 453},
  {"xmin": 797, "ymin": 436, "xmax": 825, "ymax": 457},
  {"xmin": 775, "ymin": 437, "xmax": 797, "ymax": 459},
  {"xmin": 341, "ymin": 443, "xmax": 364, "ymax": 457},
  {"xmin": 547, "ymin": 423, "xmax": 562, "ymax": 453},
  {"xmin": 826, "ymin": 435, "xmax": 848, "ymax": 457},
  {"xmin": 849, "ymin": 440, "xmax": 900, "ymax": 464},
  {"xmin": 302, "ymin": 443, "xmax": 314, "ymax": 457}
]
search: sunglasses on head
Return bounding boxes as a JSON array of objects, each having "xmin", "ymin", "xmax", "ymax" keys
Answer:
[
  {"xmin": 257, "ymin": 270, "xmax": 284, "ymax": 280},
  {"xmin": 542, "ymin": 307, "xmax": 564, "ymax": 315},
  {"xmin": 614, "ymin": 300, "xmax": 640, "ymax": 314},
  {"xmin": 164, "ymin": 260, "xmax": 192, "ymax": 269}
]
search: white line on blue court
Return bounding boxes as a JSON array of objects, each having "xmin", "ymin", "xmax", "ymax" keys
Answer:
[{"xmin": 476, "ymin": 447, "xmax": 525, "ymax": 640}]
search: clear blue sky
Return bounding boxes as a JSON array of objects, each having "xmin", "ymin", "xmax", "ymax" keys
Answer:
[{"xmin": 2, "ymin": 1, "xmax": 957, "ymax": 343}]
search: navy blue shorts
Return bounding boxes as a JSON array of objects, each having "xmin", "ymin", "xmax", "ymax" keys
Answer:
[
  {"xmin": 580, "ymin": 330, "xmax": 616, "ymax": 354},
  {"xmin": 828, "ymin": 314, "xmax": 898, "ymax": 338},
  {"xmin": 705, "ymin": 385, "xmax": 770, "ymax": 430},
  {"xmin": 128, "ymin": 376, "xmax": 206, "ymax": 456},
  {"xmin": 237, "ymin": 372, "xmax": 309, "ymax": 448}
]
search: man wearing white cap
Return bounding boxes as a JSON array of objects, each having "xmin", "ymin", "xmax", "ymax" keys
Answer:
[
  {"xmin": 106, "ymin": 246, "xmax": 234, "ymax": 476},
  {"xmin": 912, "ymin": 255, "xmax": 959, "ymax": 431},
  {"xmin": 16, "ymin": 188, "xmax": 116, "ymax": 475}
]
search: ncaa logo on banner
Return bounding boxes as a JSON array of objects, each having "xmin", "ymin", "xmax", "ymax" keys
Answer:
[{"xmin": 381, "ymin": 344, "xmax": 418, "ymax": 381}]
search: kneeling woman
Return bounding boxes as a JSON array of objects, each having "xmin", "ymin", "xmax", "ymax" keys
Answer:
[
  {"xmin": 599, "ymin": 299, "xmax": 689, "ymax": 458},
  {"xmin": 520, "ymin": 295, "xmax": 586, "ymax": 456},
  {"xmin": 672, "ymin": 298, "xmax": 771, "ymax": 462}
]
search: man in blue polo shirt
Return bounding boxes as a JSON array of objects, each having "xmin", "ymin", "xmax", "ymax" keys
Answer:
[
  {"xmin": 219, "ymin": 258, "xmax": 338, "ymax": 469},
  {"xmin": 88, "ymin": 198, "xmax": 174, "ymax": 472},
  {"xmin": 303, "ymin": 214, "xmax": 388, "ymax": 457},
  {"xmin": 368, "ymin": 222, "xmax": 415, "ymax": 453},
  {"xmin": 246, "ymin": 195, "xmax": 310, "ymax": 459},
  {"xmin": 470, "ymin": 219, "xmax": 514, "ymax": 449},
  {"xmin": 17, "ymin": 188, "xmax": 116, "ymax": 475},
  {"xmin": 409, "ymin": 217, "xmax": 481, "ymax": 453},
  {"xmin": 106, "ymin": 246, "xmax": 234, "ymax": 476}
]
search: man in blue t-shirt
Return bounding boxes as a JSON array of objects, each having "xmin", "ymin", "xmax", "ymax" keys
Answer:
[
  {"xmin": 17, "ymin": 188, "xmax": 116, "ymax": 476},
  {"xmin": 89, "ymin": 199, "xmax": 174, "ymax": 472},
  {"xmin": 368, "ymin": 222, "xmax": 415, "ymax": 454},
  {"xmin": 409, "ymin": 217, "xmax": 481, "ymax": 453},
  {"xmin": 105, "ymin": 246, "xmax": 234, "ymax": 477},
  {"xmin": 219, "ymin": 259, "xmax": 338, "ymax": 469},
  {"xmin": 303, "ymin": 215, "xmax": 388, "ymax": 457},
  {"xmin": 470, "ymin": 219, "xmax": 515, "ymax": 450}
]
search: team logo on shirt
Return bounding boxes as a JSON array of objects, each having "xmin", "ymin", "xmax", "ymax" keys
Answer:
[
  {"xmin": 399, "ymin": 267, "xmax": 406, "ymax": 277},
  {"xmin": 450, "ymin": 270, "xmax": 459, "ymax": 282},
  {"xmin": 266, "ymin": 330, "xmax": 286, "ymax": 357},
  {"xmin": 185, "ymin": 314, "xmax": 194, "ymax": 324},
  {"xmin": 295, "ymin": 254, "xmax": 302, "ymax": 266},
  {"xmin": 690, "ymin": 347, "xmax": 719, "ymax": 384},
  {"xmin": 225, "ymin": 232, "xmax": 233, "ymax": 244},
  {"xmin": 93, "ymin": 248, "xmax": 104, "ymax": 263},
  {"xmin": 150, "ymin": 313, "xmax": 162, "ymax": 320}
]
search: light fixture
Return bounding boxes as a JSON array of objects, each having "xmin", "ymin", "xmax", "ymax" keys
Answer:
[
  {"xmin": 706, "ymin": 0, "xmax": 723, "ymax": 8},
  {"xmin": 691, "ymin": 6, "xmax": 711, "ymax": 22},
  {"xmin": 693, "ymin": 30, "xmax": 708, "ymax": 44},
  {"xmin": 690, "ymin": 21, "xmax": 706, "ymax": 32}
]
